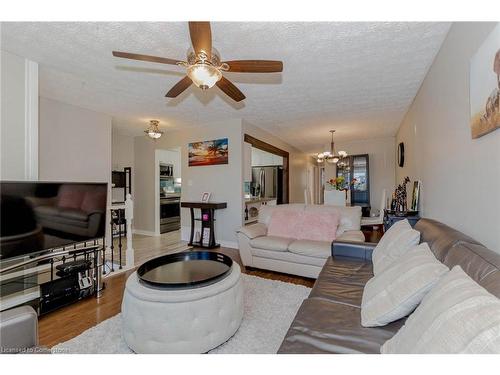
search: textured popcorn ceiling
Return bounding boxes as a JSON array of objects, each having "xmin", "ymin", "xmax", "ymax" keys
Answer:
[{"xmin": 1, "ymin": 22, "xmax": 450, "ymax": 153}]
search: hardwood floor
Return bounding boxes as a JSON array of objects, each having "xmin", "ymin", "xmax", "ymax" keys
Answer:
[
  {"xmin": 110, "ymin": 230, "xmax": 189, "ymax": 268},
  {"xmin": 362, "ymin": 225, "xmax": 384, "ymax": 243},
  {"xmin": 38, "ymin": 242, "xmax": 314, "ymax": 348}
]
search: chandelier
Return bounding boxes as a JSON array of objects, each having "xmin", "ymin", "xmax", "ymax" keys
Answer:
[
  {"xmin": 144, "ymin": 120, "xmax": 163, "ymax": 140},
  {"xmin": 316, "ymin": 130, "xmax": 348, "ymax": 164}
]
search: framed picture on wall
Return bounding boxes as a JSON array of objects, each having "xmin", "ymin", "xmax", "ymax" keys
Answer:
[
  {"xmin": 188, "ymin": 138, "xmax": 229, "ymax": 166},
  {"xmin": 469, "ymin": 24, "xmax": 500, "ymax": 139}
]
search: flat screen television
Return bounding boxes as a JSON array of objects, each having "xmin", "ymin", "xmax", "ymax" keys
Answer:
[{"xmin": 0, "ymin": 181, "xmax": 108, "ymax": 261}]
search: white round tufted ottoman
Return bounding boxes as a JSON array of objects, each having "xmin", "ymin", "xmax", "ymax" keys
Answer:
[{"xmin": 121, "ymin": 263, "xmax": 243, "ymax": 353}]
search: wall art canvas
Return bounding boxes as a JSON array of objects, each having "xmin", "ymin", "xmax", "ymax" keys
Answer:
[
  {"xmin": 470, "ymin": 24, "xmax": 500, "ymax": 139},
  {"xmin": 188, "ymin": 138, "xmax": 228, "ymax": 166}
]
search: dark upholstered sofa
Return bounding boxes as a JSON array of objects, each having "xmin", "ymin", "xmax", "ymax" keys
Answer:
[{"xmin": 278, "ymin": 218, "xmax": 500, "ymax": 354}]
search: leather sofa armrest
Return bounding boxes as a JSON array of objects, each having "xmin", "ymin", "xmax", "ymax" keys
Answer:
[
  {"xmin": 331, "ymin": 240, "xmax": 377, "ymax": 261},
  {"xmin": 237, "ymin": 223, "xmax": 267, "ymax": 240}
]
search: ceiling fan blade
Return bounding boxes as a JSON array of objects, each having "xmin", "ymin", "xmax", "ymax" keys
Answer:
[
  {"xmin": 165, "ymin": 76, "xmax": 192, "ymax": 98},
  {"xmin": 216, "ymin": 76, "xmax": 246, "ymax": 102},
  {"xmin": 224, "ymin": 60, "xmax": 283, "ymax": 73},
  {"xmin": 188, "ymin": 22, "xmax": 212, "ymax": 60},
  {"xmin": 112, "ymin": 51, "xmax": 181, "ymax": 65}
]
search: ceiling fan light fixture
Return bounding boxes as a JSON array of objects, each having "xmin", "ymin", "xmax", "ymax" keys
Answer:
[
  {"xmin": 187, "ymin": 63, "xmax": 222, "ymax": 90},
  {"xmin": 144, "ymin": 120, "xmax": 163, "ymax": 140}
]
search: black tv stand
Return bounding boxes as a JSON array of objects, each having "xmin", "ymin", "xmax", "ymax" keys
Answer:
[{"xmin": 0, "ymin": 243, "xmax": 105, "ymax": 315}]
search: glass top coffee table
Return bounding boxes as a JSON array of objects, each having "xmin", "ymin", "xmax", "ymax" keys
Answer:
[{"xmin": 137, "ymin": 251, "xmax": 233, "ymax": 289}]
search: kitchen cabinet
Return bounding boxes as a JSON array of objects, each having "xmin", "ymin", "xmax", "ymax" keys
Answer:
[{"xmin": 251, "ymin": 147, "xmax": 283, "ymax": 167}]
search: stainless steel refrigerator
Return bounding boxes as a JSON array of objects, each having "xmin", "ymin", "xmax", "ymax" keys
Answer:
[{"xmin": 252, "ymin": 166, "xmax": 284, "ymax": 204}]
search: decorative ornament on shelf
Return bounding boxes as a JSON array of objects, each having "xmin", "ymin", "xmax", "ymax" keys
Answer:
[
  {"xmin": 316, "ymin": 130, "xmax": 348, "ymax": 165},
  {"xmin": 392, "ymin": 176, "xmax": 411, "ymax": 215},
  {"xmin": 144, "ymin": 120, "xmax": 163, "ymax": 140}
]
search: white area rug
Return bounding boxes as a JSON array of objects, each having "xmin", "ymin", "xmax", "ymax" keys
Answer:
[{"xmin": 52, "ymin": 274, "xmax": 311, "ymax": 354}]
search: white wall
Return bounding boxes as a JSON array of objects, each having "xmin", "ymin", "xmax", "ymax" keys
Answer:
[
  {"xmin": 39, "ymin": 97, "xmax": 112, "ymax": 184},
  {"xmin": 396, "ymin": 22, "xmax": 500, "ymax": 252},
  {"xmin": 111, "ymin": 131, "xmax": 135, "ymax": 202},
  {"xmin": 0, "ymin": 50, "xmax": 38, "ymax": 180},
  {"xmin": 324, "ymin": 136, "xmax": 396, "ymax": 210},
  {"xmin": 133, "ymin": 136, "xmax": 156, "ymax": 234},
  {"xmin": 133, "ymin": 119, "xmax": 243, "ymax": 248}
]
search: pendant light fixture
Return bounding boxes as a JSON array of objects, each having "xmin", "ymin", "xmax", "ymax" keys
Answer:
[
  {"xmin": 316, "ymin": 130, "xmax": 348, "ymax": 164},
  {"xmin": 144, "ymin": 120, "xmax": 163, "ymax": 140}
]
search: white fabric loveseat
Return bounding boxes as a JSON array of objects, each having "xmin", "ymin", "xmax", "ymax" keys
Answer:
[{"xmin": 236, "ymin": 204, "xmax": 364, "ymax": 278}]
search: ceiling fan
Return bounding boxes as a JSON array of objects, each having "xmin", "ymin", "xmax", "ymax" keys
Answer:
[{"xmin": 112, "ymin": 22, "xmax": 283, "ymax": 102}]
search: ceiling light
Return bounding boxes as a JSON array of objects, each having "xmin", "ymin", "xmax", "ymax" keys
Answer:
[
  {"xmin": 144, "ymin": 120, "xmax": 163, "ymax": 140},
  {"xmin": 315, "ymin": 130, "xmax": 348, "ymax": 164},
  {"xmin": 187, "ymin": 63, "xmax": 222, "ymax": 90}
]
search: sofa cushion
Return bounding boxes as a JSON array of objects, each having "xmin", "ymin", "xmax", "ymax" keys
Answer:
[
  {"xmin": 382, "ymin": 266, "xmax": 500, "ymax": 354},
  {"xmin": 250, "ymin": 248, "xmax": 328, "ymax": 267},
  {"xmin": 288, "ymin": 240, "xmax": 331, "ymax": 259},
  {"xmin": 267, "ymin": 210, "xmax": 302, "ymax": 239},
  {"xmin": 57, "ymin": 185, "xmax": 85, "ymax": 209},
  {"xmin": 372, "ymin": 220, "xmax": 420, "ymax": 274},
  {"xmin": 443, "ymin": 241, "xmax": 500, "ymax": 298},
  {"xmin": 81, "ymin": 186, "xmax": 107, "ymax": 214},
  {"xmin": 309, "ymin": 278, "xmax": 364, "ymax": 307},
  {"xmin": 258, "ymin": 204, "xmax": 304, "ymax": 226},
  {"xmin": 296, "ymin": 211, "xmax": 339, "ymax": 242},
  {"xmin": 304, "ymin": 205, "xmax": 361, "ymax": 235},
  {"xmin": 361, "ymin": 243, "xmax": 449, "ymax": 327},
  {"xmin": 249, "ymin": 236, "xmax": 293, "ymax": 252},
  {"xmin": 336, "ymin": 230, "xmax": 365, "ymax": 242},
  {"xmin": 415, "ymin": 218, "xmax": 480, "ymax": 262},
  {"xmin": 309, "ymin": 257, "xmax": 373, "ymax": 307},
  {"xmin": 316, "ymin": 256, "xmax": 374, "ymax": 286},
  {"xmin": 373, "ymin": 219, "xmax": 410, "ymax": 253},
  {"xmin": 278, "ymin": 298, "xmax": 404, "ymax": 354}
]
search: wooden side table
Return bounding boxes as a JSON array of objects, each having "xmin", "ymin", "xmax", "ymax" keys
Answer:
[
  {"xmin": 181, "ymin": 202, "xmax": 227, "ymax": 249},
  {"xmin": 383, "ymin": 210, "xmax": 421, "ymax": 231}
]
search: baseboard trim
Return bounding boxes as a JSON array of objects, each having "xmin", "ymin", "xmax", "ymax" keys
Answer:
[
  {"xmin": 220, "ymin": 241, "xmax": 239, "ymax": 250},
  {"xmin": 133, "ymin": 229, "xmax": 158, "ymax": 237}
]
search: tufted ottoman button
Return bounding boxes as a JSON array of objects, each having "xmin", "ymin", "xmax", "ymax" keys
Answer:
[{"xmin": 121, "ymin": 263, "xmax": 243, "ymax": 354}]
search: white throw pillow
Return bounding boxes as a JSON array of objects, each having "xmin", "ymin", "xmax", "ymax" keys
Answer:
[
  {"xmin": 372, "ymin": 220, "xmax": 410, "ymax": 266},
  {"xmin": 381, "ymin": 266, "xmax": 500, "ymax": 353},
  {"xmin": 361, "ymin": 243, "xmax": 448, "ymax": 327},
  {"xmin": 372, "ymin": 220, "xmax": 420, "ymax": 274}
]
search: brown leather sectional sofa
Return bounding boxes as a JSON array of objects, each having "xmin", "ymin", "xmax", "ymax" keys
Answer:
[{"xmin": 278, "ymin": 218, "xmax": 500, "ymax": 354}]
